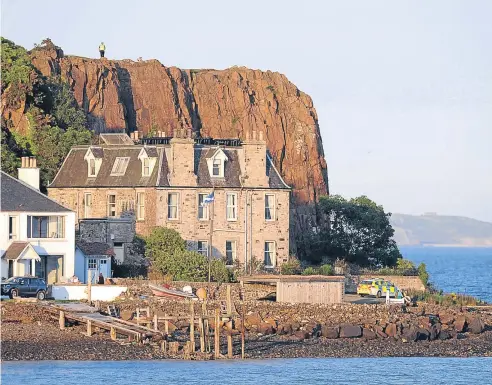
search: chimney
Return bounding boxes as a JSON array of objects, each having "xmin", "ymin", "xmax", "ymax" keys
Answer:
[
  {"xmin": 18, "ymin": 156, "xmax": 40, "ymax": 190},
  {"xmin": 259, "ymin": 131, "xmax": 264, "ymax": 141},
  {"xmin": 187, "ymin": 128, "xmax": 192, "ymax": 139}
]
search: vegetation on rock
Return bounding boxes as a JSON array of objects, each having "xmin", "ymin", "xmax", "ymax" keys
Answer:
[{"xmin": 299, "ymin": 195, "xmax": 402, "ymax": 267}]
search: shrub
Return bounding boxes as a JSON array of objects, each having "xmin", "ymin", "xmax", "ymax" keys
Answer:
[
  {"xmin": 396, "ymin": 258, "xmax": 416, "ymax": 270},
  {"xmin": 280, "ymin": 258, "xmax": 301, "ymax": 275},
  {"xmin": 301, "ymin": 266, "xmax": 318, "ymax": 276},
  {"xmin": 210, "ymin": 259, "xmax": 231, "ymax": 284},
  {"xmin": 417, "ymin": 262, "xmax": 429, "ymax": 287},
  {"xmin": 318, "ymin": 264, "xmax": 333, "ymax": 276}
]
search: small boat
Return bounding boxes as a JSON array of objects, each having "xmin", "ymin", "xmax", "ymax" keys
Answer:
[{"xmin": 149, "ymin": 283, "xmax": 197, "ymax": 300}]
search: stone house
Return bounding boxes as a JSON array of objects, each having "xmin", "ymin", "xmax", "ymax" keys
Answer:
[{"xmin": 48, "ymin": 131, "xmax": 291, "ymax": 269}]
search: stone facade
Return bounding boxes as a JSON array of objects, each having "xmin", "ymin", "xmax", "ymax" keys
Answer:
[{"xmin": 48, "ymin": 132, "xmax": 291, "ymax": 268}]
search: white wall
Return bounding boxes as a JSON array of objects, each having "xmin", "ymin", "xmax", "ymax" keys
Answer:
[
  {"xmin": 0, "ymin": 211, "xmax": 77, "ymax": 280},
  {"xmin": 51, "ymin": 285, "xmax": 127, "ymax": 301}
]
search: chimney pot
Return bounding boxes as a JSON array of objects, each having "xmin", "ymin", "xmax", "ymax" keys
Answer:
[
  {"xmin": 173, "ymin": 129, "xmax": 178, "ymax": 138},
  {"xmin": 245, "ymin": 131, "xmax": 250, "ymax": 140},
  {"xmin": 157, "ymin": 130, "xmax": 161, "ymax": 138},
  {"xmin": 259, "ymin": 131, "xmax": 264, "ymax": 141},
  {"xmin": 162, "ymin": 131, "xmax": 166, "ymax": 137},
  {"xmin": 32, "ymin": 157, "xmax": 37, "ymax": 168},
  {"xmin": 252, "ymin": 130, "xmax": 257, "ymax": 140},
  {"xmin": 187, "ymin": 128, "xmax": 192, "ymax": 138}
]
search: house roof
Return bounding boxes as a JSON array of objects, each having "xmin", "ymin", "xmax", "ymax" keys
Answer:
[
  {"xmin": 1, "ymin": 242, "xmax": 30, "ymax": 260},
  {"xmin": 99, "ymin": 133, "xmax": 135, "ymax": 145},
  {"xmin": 77, "ymin": 241, "xmax": 115, "ymax": 256},
  {"xmin": 1, "ymin": 172, "xmax": 72, "ymax": 212},
  {"xmin": 50, "ymin": 143, "xmax": 290, "ymax": 190}
]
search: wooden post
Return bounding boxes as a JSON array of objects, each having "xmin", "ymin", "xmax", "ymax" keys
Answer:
[
  {"xmin": 87, "ymin": 319, "xmax": 92, "ymax": 336},
  {"xmin": 59, "ymin": 311, "xmax": 65, "ymax": 330},
  {"xmin": 189, "ymin": 302, "xmax": 195, "ymax": 352},
  {"xmin": 226, "ymin": 285, "xmax": 232, "ymax": 315},
  {"xmin": 136, "ymin": 308, "xmax": 140, "ymax": 324},
  {"xmin": 227, "ymin": 332, "xmax": 233, "ymax": 359},
  {"xmin": 241, "ymin": 302, "xmax": 245, "ymax": 359},
  {"xmin": 153, "ymin": 314, "xmax": 158, "ymax": 331},
  {"xmin": 161, "ymin": 340, "xmax": 168, "ymax": 353},
  {"xmin": 164, "ymin": 314, "xmax": 169, "ymax": 335},
  {"xmin": 87, "ymin": 270, "xmax": 92, "ymax": 305},
  {"xmin": 202, "ymin": 301, "xmax": 210, "ymax": 353},
  {"xmin": 110, "ymin": 327, "xmax": 116, "ymax": 341},
  {"xmin": 199, "ymin": 316, "xmax": 205, "ymax": 352},
  {"xmin": 214, "ymin": 308, "xmax": 220, "ymax": 358}
]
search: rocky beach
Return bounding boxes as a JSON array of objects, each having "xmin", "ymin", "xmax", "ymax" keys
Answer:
[{"xmin": 2, "ymin": 294, "xmax": 491, "ymax": 361}]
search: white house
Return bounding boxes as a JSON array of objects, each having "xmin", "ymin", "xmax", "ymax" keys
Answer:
[{"xmin": 0, "ymin": 158, "xmax": 80, "ymax": 283}]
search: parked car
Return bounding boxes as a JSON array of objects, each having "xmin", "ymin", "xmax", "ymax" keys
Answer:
[
  {"xmin": 357, "ymin": 278, "xmax": 385, "ymax": 297},
  {"xmin": 1, "ymin": 276, "xmax": 48, "ymax": 300}
]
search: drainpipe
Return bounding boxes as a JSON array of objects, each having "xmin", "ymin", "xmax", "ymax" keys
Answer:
[
  {"xmin": 244, "ymin": 189, "xmax": 248, "ymax": 274},
  {"xmin": 249, "ymin": 191, "xmax": 253, "ymax": 275}
]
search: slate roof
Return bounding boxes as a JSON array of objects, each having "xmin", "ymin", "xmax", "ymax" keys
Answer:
[
  {"xmin": 1, "ymin": 242, "xmax": 29, "ymax": 260},
  {"xmin": 77, "ymin": 241, "xmax": 115, "ymax": 256},
  {"xmin": 50, "ymin": 144, "xmax": 290, "ymax": 189},
  {"xmin": 1, "ymin": 172, "xmax": 72, "ymax": 212},
  {"xmin": 89, "ymin": 147, "xmax": 104, "ymax": 158},
  {"xmin": 100, "ymin": 133, "xmax": 134, "ymax": 145},
  {"xmin": 50, "ymin": 147, "xmax": 164, "ymax": 188},
  {"xmin": 142, "ymin": 146, "xmax": 158, "ymax": 158}
]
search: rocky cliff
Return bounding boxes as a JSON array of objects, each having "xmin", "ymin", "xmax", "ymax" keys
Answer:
[{"xmin": 26, "ymin": 44, "xmax": 328, "ymax": 203}]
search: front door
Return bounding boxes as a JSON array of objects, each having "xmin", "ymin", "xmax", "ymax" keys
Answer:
[
  {"xmin": 98, "ymin": 259, "xmax": 110, "ymax": 281},
  {"xmin": 45, "ymin": 256, "xmax": 63, "ymax": 284}
]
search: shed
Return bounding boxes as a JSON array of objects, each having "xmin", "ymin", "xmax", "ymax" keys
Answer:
[{"xmin": 240, "ymin": 275, "xmax": 345, "ymax": 304}]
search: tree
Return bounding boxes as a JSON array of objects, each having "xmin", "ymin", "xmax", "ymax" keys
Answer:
[{"xmin": 304, "ymin": 195, "xmax": 401, "ymax": 267}]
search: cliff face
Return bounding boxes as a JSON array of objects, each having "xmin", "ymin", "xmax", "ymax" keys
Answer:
[{"xmin": 28, "ymin": 46, "xmax": 328, "ymax": 204}]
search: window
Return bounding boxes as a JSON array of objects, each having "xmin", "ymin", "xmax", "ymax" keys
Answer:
[
  {"xmin": 226, "ymin": 193, "xmax": 237, "ymax": 221},
  {"xmin": 27, "ymin": 216, "xmax": 65, "ymax": 238},
  {"xmin": 8, "ymin": 216, "xmax": 18, "ymax": 240},
  {"xmin": 197, "ymin": 241, "xmax": 208, "ymax": 257},
  {"xmin": 264, "ymin": 241, "xmax": 275, "ymax": 267},
  {"xmin": 137, "ymin": 192, "xmax": 145, "ymax": 220},
  {"xmin": 225, "ymin": 241, "xmax": 236, "ymax": 265},
  {"xmin": 107, "ymin": 195, "xmax": 116, "ymax": 217},
  {"xmin": 212, "ymin": 159, "xmax": 221, "ymax": 176},
  {"xmin": 265, "ymin": 194, "xmax": 275, "ymax": 221},
  {"xmin": 88, "ymin": 258, "xmax": 97, "ymax": 270},
  {"xmin": 143, "ymin": 158, "xmax": 150, "ymax": 177},
  {"xmin": 89, "ymin": 158, "xmax": 96, "ymax": 177},
  {"xmin": 110, "ymin": 157, "xmax": 130, "ymax": 176},
  {"xmin": 84, "ymin": 193, "xmax": 92, "ymax": 218},
  {"xmin": 168, "ymin": 193, "xmax": 179, "ymax": 220},
  {"xmin": 197, "ymin": 193, "xmax": 209, "ymax": 220}
]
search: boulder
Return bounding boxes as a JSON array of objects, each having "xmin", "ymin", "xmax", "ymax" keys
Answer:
[
  {"xmin": 363, "ymin": 328, "xmax": 377, "ymax": 340},
  {"xmin": 263, "ymin": 317, "xmax": 278, "ymax": 328},
  {"xmin": 416, "ymin": 328, "xmax": 430, "ymax": 341},
  {"xmin": 277, "ymin": 323, "xmax": 293, "ymax": 335},
  {"xmin": 294, "ymin": 330, "xmax": 310, "ymax": 340},
  {"xmin": 291, "ymin": 322, "xmax": 301, "ymax": 332},
  {"xmin": 321, "ymin": 326, "xmax": 339, "ymax": 339},
  {"xmin": 438, "ymin": 330, "xmax": 452, "ymax": 340},
  {"xmin": 429, "ymin": 324, "xmax": 441, "ymax": 341},
  {"xmin": 244, "ymin": 312, "xmax": 262, "ymax": 330},
  {"xmin": 385, "ymin": 323, "xmax": 398, "ymax": 337},
  {"xmin": 467, "ymin": 317, "xmax": 484, "ymax": 334},
  {"xmin": 339, "ymin": 325, "xmax": 362, "ymax": 338},
  {"xmin": 439, "ymin": 313, "xmax": 455, "ymax": 325},
  {"xmin": 258, "ymin": 323, "xmax": 275, "ymax": 335},
  {"xmin": 454, "ymin": 316, "xmax": 467, "ymax": 333},
  {"xmin": 305, "ymin": 322, "xmax": 321, "ymax": 337},
  {"xmin": 402, "ymin": 327, "xmax": 418, "ymax": 342}
]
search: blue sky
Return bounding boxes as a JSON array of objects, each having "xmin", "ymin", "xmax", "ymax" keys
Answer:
[{"xmin": 2, "ymin": 0, "xmax": 491, "ymax": 222}]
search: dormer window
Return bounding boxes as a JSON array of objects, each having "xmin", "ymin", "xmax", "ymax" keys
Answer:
[
  {"xmin": 89, "ymin": 159, "xmax": 96, "ymax": 177},
  {"xmin": 206, "ymin": 148, "xmax": 228, "ymax": 178},
  {"xmin": 143, "ymin": 158, "xmax": 150, "ymax": 176},
  {"xmin": 84, "ymin": 147, "xmax": 103, "ymax": 178},
  {"xmin": 138, "ymin": 147, "xmax": 157, "ymax": 177},
  {"xmin": 111, "ymin": 157, "xmax": 130, "ymax": 176},
  {"xmin": 212, "ymin": 159, "xmax": 221, "ymax": 176}
]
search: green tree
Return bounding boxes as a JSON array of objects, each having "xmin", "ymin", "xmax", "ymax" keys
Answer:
[
  {"xmin": 1, "ymin": 129, "xmax": 21, "ymax": 175},
  {"xmin": 1, "ymin": 37, "xmax": 34, "ymax": 93},
  {"xmin": 305, "ymin": 195, "xmax": 401, "ymax": 267}
]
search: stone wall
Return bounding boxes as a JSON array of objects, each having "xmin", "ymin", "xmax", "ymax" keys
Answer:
[{"xmin": 345, "ymin": 275, "xmax": 426, "ymax": 293}]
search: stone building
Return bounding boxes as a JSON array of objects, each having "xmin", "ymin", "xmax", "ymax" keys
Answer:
[{"xmin": 48, "ymin": 131, "xmax": 291, "ymax": 269}]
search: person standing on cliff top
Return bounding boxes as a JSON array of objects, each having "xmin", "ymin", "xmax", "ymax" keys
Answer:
[{"xmin": 99, "ymin": 42, "xmax": 106, "ymax": 58}]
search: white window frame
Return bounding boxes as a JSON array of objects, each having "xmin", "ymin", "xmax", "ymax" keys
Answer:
[
  {"xmin": 197, "ymin": 240, "xmax": 209, "ymax": 257},
  {"xmin": 107, "ymin": 194, "xmax": 116, "ymax": 217},
  {"xmin": 265, "ymin": 194, "xmax": 275, "ymax": 221},
  {"xmin": 27, "ymin": 216, "xmax": 65, "ymax": 239},
  {"xmin": 84, "ymin": 193, "xmax": 92, "ymax": 218},
  {"xmin": 89, "ymin": 158, "xmax": 96, "ymax": 177},
  {"xmin": 136, "ymin": 192, "xmax": 145, "ymax": 220},
  {"xmin": 88, "ymin": 258, "xmax": 97, "ymax": 270},
  {"xmin": 167, "ymin": 192, "xmax": 179, "ymax": 220},
  {"xmin": 212, "ymin": 159, "xmax": 221, "ymax": 177},
  {"xmin": 110, "ymin": 157, "xmax": 130, "ymax": 176},
  {"xmin": 197, "ymin": 193, "xmax": 209, "ymax": 220},
  {"xmin": 226, "ymin": 193, "xmax": 237, "ymax": 221},
  {"xmin": 143, "ymin": 158, "xmax": 150, "ymax": 177},
  {"xmin": 225, "ymin": 240, "xmax": 236, "ymax": 266},
  {"xmin": 8, "ymin": 216, "xmax": 18, "ymax": 240},
  {"xmin": 264, "ymin": 241, "xmax": 276, "ymax": 268}
]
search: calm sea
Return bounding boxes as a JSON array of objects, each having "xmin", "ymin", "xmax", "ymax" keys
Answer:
[
  {"xmin": 400, "ymin": 246, "xmax": 492, "ymax": 303},
  {"xmin": 2, "ymin": 358, "xmax": 492, "ymax": 385}
]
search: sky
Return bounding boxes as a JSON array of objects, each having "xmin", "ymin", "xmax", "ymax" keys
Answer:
[{"xmin": 2, "ymin": 0, "xmax": 491, "ymax": 222}]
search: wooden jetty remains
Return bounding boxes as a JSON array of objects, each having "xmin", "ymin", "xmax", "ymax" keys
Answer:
[{"xmin": 49, "ymin": 303, "xmax": 164, "ymax": 343}]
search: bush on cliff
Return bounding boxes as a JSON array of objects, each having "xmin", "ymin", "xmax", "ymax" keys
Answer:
[
  {"xmin": 145, "ymin": 227, "xmax": 230, "ymax": 282},
  {"xmin": 301, "ymin": 195, "xmax": 401, "ymax": 268}
]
